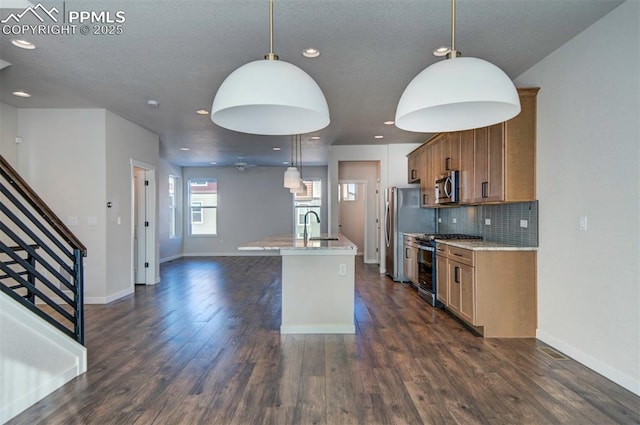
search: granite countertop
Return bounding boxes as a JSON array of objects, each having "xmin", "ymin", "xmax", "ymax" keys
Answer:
[
  {"xmin": 238, "ymin": 234, "xmax": 357, "ymax": 251},
  {"xmin": 436, "ymin": 240, "xmax": 538, "ymax": 251}
]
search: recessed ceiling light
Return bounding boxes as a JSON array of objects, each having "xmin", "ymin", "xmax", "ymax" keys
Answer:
[
  {"xmin": 302, "ymin": 48, "xmax": 320, "ymax": 58},
  {"xmin": 210, "ymin": 161, "xmax": 217, "ymax": 165},
  {"xmin": 180, "ymin": 147, "xmax": 190, "ymax": 151},
  {"xmin": 146, "ymin": 99, "xmax": 159, "ymax": 107},
  {"xmin": 310, "ymin": 136, "xmax": 321, "ymax": 140},
  {"xmin": 374, "ymin": 135, "xmax": 384, "ymax": 139},
  {"xmin": 196, "ymin": 109, "xmax": 209, "ymax": 115},
  {"xmin": 433, "ymin": 46, "xmax": 451, "ymax": 57},
  {"xmin": 12, "ymin": 91, "xmax": 31, "ymax": 98},
  {"xmin": 11, "ymin": 39, "xmax": 35, "ymax": 50},
  {"xmin": 384, "ymin": 120, "xmax": 394, "ymax": 125},
  {"xmin": 283, "ymin": 161, "xmax": 289, "ymax": 165},
  {"xmin": 272, "ymin": 147, "xmax": 281, "ymax": 151}
]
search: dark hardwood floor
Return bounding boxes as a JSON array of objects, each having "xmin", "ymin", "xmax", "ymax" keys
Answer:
[{"xmin": 9, "ymin": 256, "xmax": 640, "ymax": 424}]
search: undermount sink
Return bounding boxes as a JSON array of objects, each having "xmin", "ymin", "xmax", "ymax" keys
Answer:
[{"xmin": 309, "ymin": 236, "xmax": 339, "ymax": 241}]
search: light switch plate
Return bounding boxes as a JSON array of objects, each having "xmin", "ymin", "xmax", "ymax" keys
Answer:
[
  {"xmin": 520, "ymin": 219, "xmax": 528, "ymax": 228},
  {"xmin": 485, "ymin": 218, "xmax": 491, "ymax": 225},
  {"xmin": 68, "ymin": 216, "xmax": 78, "ymax": 226},
  {"xmin": 579, "ymin": 216, "xmax": 588, "ymax": 231},
  {"xmin": 452, "ymin": 218, "xmax": 457, "ymax": 224}
]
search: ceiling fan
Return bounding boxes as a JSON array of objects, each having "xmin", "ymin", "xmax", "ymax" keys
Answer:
[{"xmin": 234, "ymin": 157, "xmax": 257, "ymax": 172}]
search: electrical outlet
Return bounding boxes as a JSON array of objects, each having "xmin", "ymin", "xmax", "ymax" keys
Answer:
[
  {"xmin": 438, "ymin": 218, "xmax": 442, "ymax": 223},
  {"xmin": 520, "ymin": 219, "xmax": 528, "ymax": 228},
  {"xmin": 485, "ymin": 218, "xmax": 491, "ymax": 226},
  {"xmin": 579, "ymin": 216, "xmax": 588, "ymax": 231},
  {"xmin": 339, "ymin": 264, "xmax": 347, "ymax": 275},
  {"xmin": 452, "ymin": 218, "xmax": 457, "ymax": 224}
]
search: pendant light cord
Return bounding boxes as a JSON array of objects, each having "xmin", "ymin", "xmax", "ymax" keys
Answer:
[
  {"xmin": 298, "ymin": 134, "xmax": 302, "ymax": 176},
  {"xmin": 451, "ymin": 0, "xmax": 456, "ymax": 54},
  {"xmin": 265, "ymin": 0, "xmax": 279, "ymax": 60}
]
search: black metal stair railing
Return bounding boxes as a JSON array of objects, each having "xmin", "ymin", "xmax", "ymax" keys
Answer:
[{"xmin": 0, "ymin": 154, "xmax": 87, "ymax": 345}]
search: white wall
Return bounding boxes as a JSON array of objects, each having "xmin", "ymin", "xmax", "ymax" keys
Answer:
[
  {"xmin": 182, "ymin": 166, "xmax": 328, "ymax": 256},
  {"xmin": 158, "ymin": 158, "xmax": 183, "ymax": 262},
  {"xmin": 516, "ymin": 0, "xmax": 639, "ymax": 394},
  {"xmin": 105, "ymin": 111, "xmax": 160, "ymax": 296},
  {"xmin": 387, "ymin": 143, "xmax": 422, "ymax": 187},
  {"xmin": 329, "ymin": 143, "xmax": 421, "ymax": 271},
  {"xmin": 13, "ymin": 108, "xmax": 160, "ymax": 303},
  {"xmin": 17, "ymin": 109, "xmax": 108, "ymax": 302},
  {"xmin": 0, "ymin": 102, "xmax": 18, "ymax": 167},
  {"xmin": 338, "ymin": 161, "xmax": 379, "ymax": 262}
]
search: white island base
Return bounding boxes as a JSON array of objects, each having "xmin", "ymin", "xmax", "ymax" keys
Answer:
[
  {"xmin": 238, "ymin": 234, "xmax": 357, "ymax": 335},
  {"xmin": 281, "ymin": 249, "xmax": 355, "ymax": 334}
]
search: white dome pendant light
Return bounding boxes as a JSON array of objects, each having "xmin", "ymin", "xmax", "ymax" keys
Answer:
[
  {"xmin": 395, "ymin": 0, "xmax": 520, "ymax": 133},
  {"xmin": 284, "ymin": 135, "xmax": 301, "ymax": 189},
  {"xmin": 212, "ymin": 0, "xmax": 330, "ymax": 135}
]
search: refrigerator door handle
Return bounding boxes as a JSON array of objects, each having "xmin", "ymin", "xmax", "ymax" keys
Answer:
[{"xmin": 384, "ymin": 200, "xmax": 390, "ymax": 247}]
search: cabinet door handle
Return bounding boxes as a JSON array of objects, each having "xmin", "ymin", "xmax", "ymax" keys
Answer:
[
  {"xmin": 405, "ymin": 248, "xmax": 410, "ymax": 259},
  {"xmin": 482, "ymin": 181, "xmax": 488, "ymax": 198},
  {"xmin": 454, "ymin": 266, "xmax": 460, "ymax": 283},
  {"xmin": 411, "ymin": 169, "xmax": 417, "ymax": 179},
  {"xmin": 422, "ymin": 194, "xmax": 427, "ymax": 204},
  {"xmin": 453, "ymin": 253, "xmax": 463, "ymax": 257},
  {"xmin": 445, "ymin": 157, "xmax": 451, "ymax": 171}
]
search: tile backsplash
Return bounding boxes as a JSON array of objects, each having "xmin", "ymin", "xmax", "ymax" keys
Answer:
[{"xmin": 436, "ymin": 201, "xmax": 538, "ymax": 246}]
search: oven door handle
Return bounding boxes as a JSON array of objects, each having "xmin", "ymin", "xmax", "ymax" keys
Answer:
[{"xmin": 444, "ymin": 176, "xmax": 452, "ymax": 198}]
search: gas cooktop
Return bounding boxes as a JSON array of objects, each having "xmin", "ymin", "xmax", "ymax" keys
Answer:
[{"xmin": 415, "ymin": 233, "xmax": 483, "ymax": 243}]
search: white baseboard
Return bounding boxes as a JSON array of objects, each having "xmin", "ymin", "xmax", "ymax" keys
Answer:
[
  {"xmin": 182, "ymin": 251, "xmax": 279, "ymax": 257},
  {"xmin": 537, "ymin": 329, "xmax": 640, "ymax": 396},
  {"xmin": 160, "ymin": 254, "xmax": 183, "ymax": 263}
]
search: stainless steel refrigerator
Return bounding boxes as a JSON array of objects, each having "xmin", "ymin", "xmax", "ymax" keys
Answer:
[{"xmin": 384, "ymin": 186, "xmax": 436, "ymax": 281}]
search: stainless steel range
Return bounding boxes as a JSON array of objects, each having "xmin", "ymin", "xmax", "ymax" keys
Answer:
[{"xmin": 414, "ymin": 234, "xmax": 482, "ymax": 306}]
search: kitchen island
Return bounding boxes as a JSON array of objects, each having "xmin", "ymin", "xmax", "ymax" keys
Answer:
[{"xmin": 239, "ymin": 234, "xmax": 357, "ymax": 334}]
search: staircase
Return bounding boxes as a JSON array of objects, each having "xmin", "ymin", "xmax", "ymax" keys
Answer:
[{"xmin": 0, "ymin": 154, "xmax": 87, "ymax": 423}]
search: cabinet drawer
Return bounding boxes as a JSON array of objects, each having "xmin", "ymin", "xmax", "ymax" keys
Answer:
[
  {"xmin": 403, "ymin": 235, "xmax": 417, "ymax": 246},
  {"xmin": 435, "ymin": 243, "xmax": 447, "ymax": 257},
  {"xmin": 447, "ymin": 246, "xmax": 474, "ymax": 266}
]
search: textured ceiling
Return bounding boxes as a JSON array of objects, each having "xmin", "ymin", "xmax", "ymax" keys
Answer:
[{"xmin": 0, "ymin": 0, "xmax": 624, "ymax": 166}]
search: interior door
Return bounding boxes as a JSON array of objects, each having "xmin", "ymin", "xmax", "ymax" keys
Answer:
[
  {"xmin": 134, "ymin": 167, "xmax": 147, "ymax": 284},
  {"xmin": 338, "ymin": 182, "xmax": 365, "ymax": 255}
]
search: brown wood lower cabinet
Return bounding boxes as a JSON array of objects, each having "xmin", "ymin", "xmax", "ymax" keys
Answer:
[{"xmin": 436, "ymin": 243, "xmax": 537, "ymax": 338}]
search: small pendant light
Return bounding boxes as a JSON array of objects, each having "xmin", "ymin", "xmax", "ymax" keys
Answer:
[{"xmin": 284, "ymin": 135, "xmax": 301, "ymax": 189}]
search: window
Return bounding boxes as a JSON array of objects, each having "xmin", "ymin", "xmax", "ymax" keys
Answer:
[
  {"xmin": 340, "ymin": 183, "xmax": 358, "ymax": 201},
  {"xmin": 188, "ymin": 178, "xmax": 217, "ymax": 235},
  {"xmin": 168, "ymin": 175, "xmax": 181, "ymax": 238},
  {"xmin": 191, "ymin": 201, "xmax": 203, "ymax": 224},
  {"xmin": 293, "ymin": 180, "xmax": 321, "ymax": 239}
]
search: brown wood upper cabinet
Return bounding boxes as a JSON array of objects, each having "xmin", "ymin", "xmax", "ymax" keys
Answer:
[
  {"xmin": 410, "ymin": 88, "xmax": 539, "ymax": 206},
  {"xmin": 421, "ymin": 143, "xmax": 435, "ymax": 207},
  {"xmin": 407, "ymin": 147, "xmax": 422, "ymax": 183},
  {"xmin": 460, "ymin": 88, "xmax": 539, "ymax": 204}
]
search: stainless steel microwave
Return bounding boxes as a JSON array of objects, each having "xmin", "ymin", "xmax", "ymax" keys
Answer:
[{"xmin": 435, "ymin": 170, "xmax": 459, "ymax": 204}]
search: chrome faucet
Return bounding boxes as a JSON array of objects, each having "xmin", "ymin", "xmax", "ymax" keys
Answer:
[{"xmin": 303, "ymin": 211, "xmax": 320, "ymax": 240}]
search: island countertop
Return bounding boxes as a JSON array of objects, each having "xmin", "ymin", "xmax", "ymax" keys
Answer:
[{"xmin": 238, "ymin": 233, "xmax": 357, "ymax": 252}]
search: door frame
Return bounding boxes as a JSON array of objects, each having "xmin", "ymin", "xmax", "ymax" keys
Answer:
[
  {"xmin": 130, "ymin": 159, "xmax": 157, "ymax": 287},
  {"xmin": 338, "ymin": 179, "xmax": 370, "ymax": 261}
]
